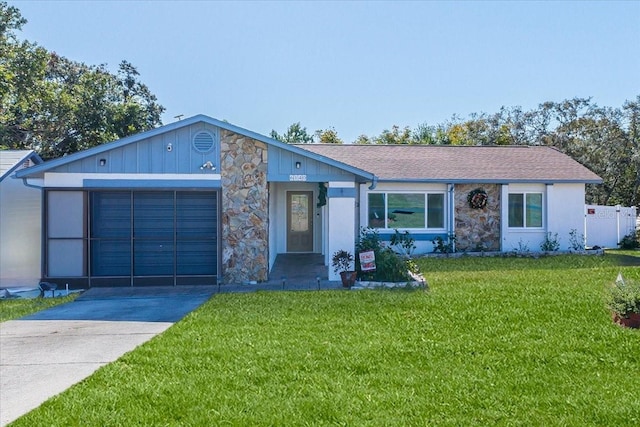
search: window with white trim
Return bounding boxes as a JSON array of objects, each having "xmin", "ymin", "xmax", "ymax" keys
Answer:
[
  {"xmin": 508, "ymin": 192, "xmax": 543, "ymax": 228},
  {"xmin": 367, "ymin": 192, "xmax": 445, "ymax": 229}
]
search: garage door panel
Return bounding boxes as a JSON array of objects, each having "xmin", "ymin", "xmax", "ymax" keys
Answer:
[
  {"xmin": 176, "ymin": 192, "xmax": 217, "ymax": 238},
  {"xmin": 91, "ymin": 240, "xmax": 131, "ymax": 276},
  {"xmin": 90, "ymin": 190, "xmax": 219, "ymax": 285},
  {"xmin": 91, "ymin": 192, "xmax": 131, "ymax": 238},
  {"xmin": 176, "ymin": 240, "xmax": 217, "ymax": 275},
  {"xmin": 134, "ymin": 192, "xmax": 174, "ymax": 238},
  {"xmin": 175, "ymin": 192, "xmax": 218, "ymax": 276},
  {"xmin": 134, "ymin": 240, "xmax": 174, "ymax": 276}
]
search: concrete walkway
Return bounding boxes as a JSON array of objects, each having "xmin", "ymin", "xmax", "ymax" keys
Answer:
[{"xmin": 0, "ymin": 286, "xmax": 216, "ymax": 426}]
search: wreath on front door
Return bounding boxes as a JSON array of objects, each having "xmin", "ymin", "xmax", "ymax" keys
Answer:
[{"xmin": 467, "ymin": 188, "xmax": 488, "ymax": 209}]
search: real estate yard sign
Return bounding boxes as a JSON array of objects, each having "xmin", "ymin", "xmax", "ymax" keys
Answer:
[{"xmin": 359, "ymin": 250, "xmax": 376, "ymax": 272}]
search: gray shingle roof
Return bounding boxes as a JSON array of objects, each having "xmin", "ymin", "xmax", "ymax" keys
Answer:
[{"xmin": 297, "ymin": 144, "xmax": 602, "ymax": 183}]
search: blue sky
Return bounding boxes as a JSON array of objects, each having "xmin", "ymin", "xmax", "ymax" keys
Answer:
[{"xmin": 12, "ymin": 0, "xmax": 640, "ymax": 143}]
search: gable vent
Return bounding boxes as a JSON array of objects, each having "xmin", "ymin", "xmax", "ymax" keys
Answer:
[{"xmin": 192, "ymin": 131, "xmax": 215, "ymax": 153}]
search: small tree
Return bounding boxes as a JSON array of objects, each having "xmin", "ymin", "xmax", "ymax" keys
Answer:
[
  {"xmin": 315, "ymin": 128, "xmax": 343, "ymax": 144},
  {"xmin": 270, "ymin": 122, "xmax": 313, "ymax": 144}
]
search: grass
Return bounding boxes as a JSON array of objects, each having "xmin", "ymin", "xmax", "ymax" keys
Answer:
[
  {"xmin": 10, "ymin": 254, "xmax": 640, "ymax": 426},
  {"xmin": 0, "ymin": 294, "xmax": 78, "ymax": 322}
]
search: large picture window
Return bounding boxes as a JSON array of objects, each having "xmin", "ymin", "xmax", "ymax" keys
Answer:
[
  {"xmin": 368, "ymin": 192, "xmax": 444, "ymax": 229},
  {"xmin": 508, "ymin": 193, "xmax": 543, "ymax": 228}
]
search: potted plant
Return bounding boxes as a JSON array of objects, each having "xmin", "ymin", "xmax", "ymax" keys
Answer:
[
  {"xmin": 332, "ymin": 250, "xmax": 356, "ymax": 287},
  {"xmin": 607, "ymin": 274, "xmax": 640, "ymax": 329}
]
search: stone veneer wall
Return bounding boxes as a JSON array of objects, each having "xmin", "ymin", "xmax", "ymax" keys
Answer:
[
  {"xmin": 220, "ymin": 130, "xmax": 269, "ymax": 284},
  {"xmin": 454, "ymin": 183, "xmax": 501, "ymax": 251}
]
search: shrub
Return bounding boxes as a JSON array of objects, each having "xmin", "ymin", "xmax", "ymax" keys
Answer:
[
  {"xmin": 390, "ymin": 229, "xmax": 416, "ymax": 258},
  {"xmin": 512, "ymin": 239, "xmax": 530, "ymax": 254},
  {"xmin": 540, "ymin": 232, "xmax": 560, "ymax": 252},
  {"xmin": 374, "ymin": 248, "xmax": 414, "ymax": 282},
  {"xmin": 606, "ymin": 275, "xmax": 640, "ymax": 317},
  {"xmin": 355, "ymin": 227, "xmax": 415, "ymax": 282},
  {"xmin": 619, "ymin": 231, "xmax": 640, "ymax": 249},
  {"xmin": 355, "ymin": 227, "xmax": 382, "ymax": 254},
  {"xmin": 331, "ymin": 250, "xmax": 354, "ymax": 274},
  {"xmin": 568, "ymin": 229, "xmax": 585, "ymax": 251},
  {"xmin": 432, "ymin": 234, "xmax": 456, "ymax": 254}
]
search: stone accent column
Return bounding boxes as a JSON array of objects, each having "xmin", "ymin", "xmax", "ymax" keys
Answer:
[
  {"xmin": 220, "ymin": 130, "xmax": 269, "ymax": 284},
  {"xmin": 454, "ymin": 183, "xmax": 501, "ymax": 251}
]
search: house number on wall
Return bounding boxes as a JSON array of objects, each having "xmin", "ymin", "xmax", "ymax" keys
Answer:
[{"xmin": 289, "ymin": 174, "xmax": 307, "ymax": 182}]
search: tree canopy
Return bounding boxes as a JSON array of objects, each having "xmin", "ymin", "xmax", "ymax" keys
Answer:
[
  {"xmin": 315, "ymin": 127, "xmax": 343, "ymax": 144},
  {"xmin": 270, "ymin": 122, "xmax": 314, "ymax": 144},
  {"xmin": 271, "ymin": 124, "xmax": 345, "ymax": 144},
  {"xmin": 0, "ymin": 2, "xmax": 164, "ymax": 159}
]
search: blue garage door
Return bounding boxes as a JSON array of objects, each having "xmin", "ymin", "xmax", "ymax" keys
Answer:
[{"xmin": 90, "ymin": 191, "xmax": 218, "ymax": 286}]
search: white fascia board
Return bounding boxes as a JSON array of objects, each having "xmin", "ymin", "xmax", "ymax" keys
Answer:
[
  {"xmin": 328, "ymin": 181, "xmax": 356, "ymax": 188},
  {"xmin": 44, "ymin": 173, "xmax": 221, "ymax": 188}
]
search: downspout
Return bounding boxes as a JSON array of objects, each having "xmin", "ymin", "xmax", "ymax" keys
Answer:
[
  {"xmin": 448, "ymin": 183, "xmax": 455, "ymax": 252},
  {"xmin": 18, "ymin": 175, "xmax": 46, "ymax": 285},
  {"xmin": 368, "ymin": 175, "xmax": 378, "ymax": 190}
]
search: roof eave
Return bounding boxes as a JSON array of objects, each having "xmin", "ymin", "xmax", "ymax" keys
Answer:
[
  {"xmin": 16, "ymin": 116, "xmax": 215, "ymax": 178},
  {"xmin": 16, "ymin": 115, "xmax": 376, "ymax": 182}
]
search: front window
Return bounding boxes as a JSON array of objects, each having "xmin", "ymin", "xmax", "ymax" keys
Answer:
[
  {"xmin": 508, "ymin": 192, "xmax": 543, "ymax": 228},
  {"xmin": 368, "ymin": 192, "xmax": 445, "ymax": 229}
]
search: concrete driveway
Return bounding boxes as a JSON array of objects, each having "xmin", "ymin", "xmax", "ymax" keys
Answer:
[{"xmin": 0, "ymin": 286, "xmax": 216, "ymax": 426}]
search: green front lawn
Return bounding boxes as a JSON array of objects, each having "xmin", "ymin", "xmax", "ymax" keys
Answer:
[
  {"xmin": 12, "ymin": 254, "xmax": 640, "ymax": 426},
  {"xmin": 0, "ymin": 294, "xmax": 77, "ymax": 322}
]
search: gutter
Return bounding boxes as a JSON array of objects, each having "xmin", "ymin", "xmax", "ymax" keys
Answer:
[
  {"xmin": 368, "ymin": 175, "xmax": 378, "ymax": 190},
  {"xmin": 18, "ymin": 176, "xmax": 44, "ymax": 190}
]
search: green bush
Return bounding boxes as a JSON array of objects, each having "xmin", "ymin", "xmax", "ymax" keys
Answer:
[
  {"xmin": 389, "ymin": 229, "xmax": 416, "ymax": 257},
  {"xmin": 331, "ymin": 250, "xmax": 354, "ymax": 274},
  {"xmin": 568, "ymin": 228, "xmax": 585, "ymax": 251},
  {"xmin": 372, "ymin": 248, "xmax": 413, "ymax": 282},
  {"xmin": 355, "ymin": 227, "xmax": 415, "ymax": 282},
  {"xmin": 606, "ymin": 276, "xmax": 640, "ymax": 317},
  {"xmin": 355, "ymin": 227, "xmax": 382, "ymax": 254},
  {"xmin": 619, "ymin": 230, "xmax": 640, "ymax": 249},
  {"xmin": 432, "ymin": 234, "xmax": 456, "ymax": 253},
  {"xmin": 540, "ymin": 232, "xmax": 560, "ymax": 252}
]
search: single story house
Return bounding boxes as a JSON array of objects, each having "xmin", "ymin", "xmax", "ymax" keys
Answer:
[
  {"xmin": 14, "ymin": 115, "xmax": 602, "ymax": 288},
  {"xmin": 300, "ymin": 143, "xmax": 603, "ymax": 254},
  {"xmin": 0, "ymin": 150, "xmax": 44, "ymax": 287}
]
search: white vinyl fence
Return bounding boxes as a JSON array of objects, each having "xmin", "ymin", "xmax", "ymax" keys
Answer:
[{"xmin": 585, "ymin": 205, "xmax": 637, "ymax": 248}]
